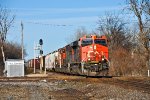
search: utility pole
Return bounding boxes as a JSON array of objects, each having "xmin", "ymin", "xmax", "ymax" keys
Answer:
[
  {"xmin": 21, "ymin": 21, "xmax": 24, "ymax": 59},
  {"xmin": 147, "ymin": 32, "xmax": 150, "ymax": 77},
  {"xmin": 148, "ymin": 33, "xmax": 150, "ymax": 77}
]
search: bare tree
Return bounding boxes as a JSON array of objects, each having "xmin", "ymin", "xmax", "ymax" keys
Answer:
[
  {"xmin": 126, "ymin": 0, "xmax": 150, "ymax": 47},
  {"xmin": 98, "ymin": 13, "xmax": 134, "ymax": 76},
  {"xmin": 66, "ymin": 27, "xmax": 88, "ymax": 43},
  {"xmin": 127, "ymin": 0, "xmax": 150, "ymax": 75},
  {"xmin": 0, "ymin": 6, "xmax": 15, "ymax": 63},
  {"xmin": 98, "ymin": 13, "xmax": 131, "ymax": 50},
  {"xmin": 73, "ymin": 27, "xmax": 88, "ymax": 40},
  {"xmin": 127, "ymin": 0, "xmax": 145, "ymax": 32},
  {"xmin": 143, "ymin": 0, "xmax": 150, "ymax": 20},
  {"xmin": 0, "ymin": 41, "xmax": 27, "ymax": 75}
]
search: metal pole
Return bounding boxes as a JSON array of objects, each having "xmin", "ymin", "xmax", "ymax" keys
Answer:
[
  {"xmin": 34, "ymin": 42, "xmax": 36, "ymax": 74},
  {"xmin": 148, "ymin": 33, "xmax": 150, "ymax": 77},
  {"xmin": 21, "ymin": 21, "xmax": 24, "ymax": 59},
  {"xmin": 43, "ymin": 50, "xmax": 46, "ymax": 74},
  {"xmin": 40, "ymin": 45, "xmax": 42, "ymax": 74}
]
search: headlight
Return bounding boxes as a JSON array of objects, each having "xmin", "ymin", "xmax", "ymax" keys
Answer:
[
  {"xmin": 102, "ymin": 58, "xmax": 104, "ymax": 61},
  {"xmin": 94, "ymin": 45, "xmax": 96, "ymax": 50}
]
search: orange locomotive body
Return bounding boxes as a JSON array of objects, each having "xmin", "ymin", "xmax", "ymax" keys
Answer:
[
  {"xmin": 54, "ymin": 35, "xmax": 109, "ymax": 76},
  {"xmin": 80, "ymin": 35, "xmax": 108, "ymax": 63}
]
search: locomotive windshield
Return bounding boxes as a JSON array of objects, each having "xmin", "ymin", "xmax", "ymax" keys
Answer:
[
  {"xmin": 81, "ymin": 38, "xmax": 93, "ymax": 47},
  {"xmin": 94, "ymin": 39, "xmax": 107, "ymax": 46}
]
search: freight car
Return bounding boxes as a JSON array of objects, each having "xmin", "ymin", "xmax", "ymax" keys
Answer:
[
  {"xmin": 45, "ymin": 35, "xmax": 109, "ymax": 76},
  {"xmin": 27, "ymin": 59, "xmax": 40, "ymax": 69},
  {"xmin": 45, "ymin": 51, "xmax": 58, "ymax": 71}
]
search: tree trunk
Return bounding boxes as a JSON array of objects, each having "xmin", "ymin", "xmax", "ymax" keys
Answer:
[{"xmin": 1, "ymin": 46, "xmax": 5, "ymax": 63}]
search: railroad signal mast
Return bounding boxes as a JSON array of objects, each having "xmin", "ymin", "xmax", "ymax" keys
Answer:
[
  {"xmin": 33, "ymin": 39, "xmax": 44, "ymax": 74},
  {"xmin": 39, "ymin": 39, "xmax": 44, "ymax": 74}
]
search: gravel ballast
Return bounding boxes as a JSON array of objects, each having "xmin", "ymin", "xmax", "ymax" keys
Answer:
[{"xmin": 0, "ymin": 79, "xmax": 150, "ymax": 100}]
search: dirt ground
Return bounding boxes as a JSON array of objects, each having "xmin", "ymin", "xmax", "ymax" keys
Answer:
[{"xmin": 0, "ymin": 73, "xmax": 150, "ymax": 100}]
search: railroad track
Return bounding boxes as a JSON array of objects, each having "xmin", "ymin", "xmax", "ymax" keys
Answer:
[
  {"xmin": 100, "ymin": 78, "xmax": 150, "ymax": 94},
  {"xmin": 118, "ymin": 80, "xmax": 150, "ymax": 94},
  {"xmin": 48, "ymin": 72, "xmax": 150, "ymax": 94},
  {"xmin": 0, "ymin": 77, "xmax": 50, "ymax": 82},
  {"xmin": 0, "ymin": 73, "xmax": 149, "ymax": 94},
  {"xmin": 0, "ymin": 72, "xmax": 85, "ymax": 82}
]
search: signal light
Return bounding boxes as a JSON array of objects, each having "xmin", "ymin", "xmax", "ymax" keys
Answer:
[
  {"xmin": 39, "ymin": 39, "xmax": 43, "ymax": 45},
  {"xmin": 40, "ymin": 50, "xmax": 43, "ymax": 54}
]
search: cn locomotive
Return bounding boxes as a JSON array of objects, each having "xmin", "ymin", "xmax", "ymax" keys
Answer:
[{"xmin": 44, "ymin": 35, "xmax": 109, "ymax": 76}]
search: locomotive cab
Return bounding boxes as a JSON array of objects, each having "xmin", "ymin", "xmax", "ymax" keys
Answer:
[
  {"xmin": 80, "ymin": 35, "xmax": 108, "ymax": 63},
  {"xmin": 79, "ymin": 35, "xmax": 109, "ymax": 76}
]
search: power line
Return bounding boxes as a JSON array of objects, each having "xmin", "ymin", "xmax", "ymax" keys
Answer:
[{"xmin": 25, "ymin": 21, "xmax": 74, "ymax": 27}]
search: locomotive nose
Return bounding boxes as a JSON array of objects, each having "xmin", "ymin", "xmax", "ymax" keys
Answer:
[
  {"xmin": 87, "ymin": 45, "xmax": 97, "ymax": 61},
  {"xmin": 87, "ymin": 51, "xmax": 95, "ymax": 61},
  {"xmin": 88, "ymin": 45, "xmax": 105, "ymax": 62}
]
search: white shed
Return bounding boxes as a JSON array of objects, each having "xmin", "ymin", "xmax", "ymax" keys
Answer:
[{"xmin": 4, "ymin": 59, "xmax": 24, "ymax": 77}]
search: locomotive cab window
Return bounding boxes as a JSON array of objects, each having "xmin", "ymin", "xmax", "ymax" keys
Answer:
[
  {"xmin": 94, "ymin": 39, "xmax": 107, "ymax": 46},
  {"xmin": 81, "ymin": 39, "xmax": 93, "ymax": 47}
]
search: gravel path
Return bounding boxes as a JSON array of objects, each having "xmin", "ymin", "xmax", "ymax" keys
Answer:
[{"xmin": 0, "ymin": 79, "xmax": 150, "ymax": 100}]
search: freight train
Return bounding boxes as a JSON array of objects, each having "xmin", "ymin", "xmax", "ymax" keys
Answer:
[{"xmin": 29, "ymin": 35, "xmax": 109, "ymax": 76}]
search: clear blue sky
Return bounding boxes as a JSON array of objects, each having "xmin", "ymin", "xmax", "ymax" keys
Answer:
[{"xmin": 1, "ymin": 0, "xmax": 126, "ymax": 60}]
